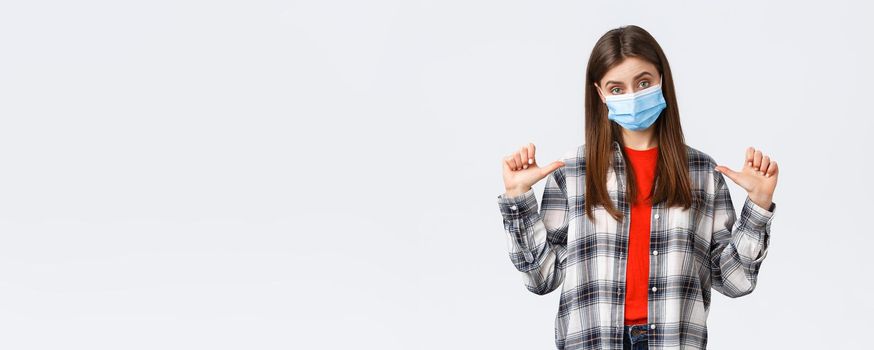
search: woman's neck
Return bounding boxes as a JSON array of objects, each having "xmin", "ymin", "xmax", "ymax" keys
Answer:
[{"xmin": 621, "ymin": 128, "xmax": 658, "ymax": 151}]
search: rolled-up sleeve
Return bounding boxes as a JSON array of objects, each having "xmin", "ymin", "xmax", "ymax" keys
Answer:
[
  {"xmin": 497, "ymin": 166, "xmax": 570, "ymax": 296},
  {"xmin": 709, "ymin": 168, "xmax": 776, "ymax": 298}
]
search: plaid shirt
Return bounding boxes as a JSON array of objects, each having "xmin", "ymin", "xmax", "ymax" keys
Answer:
[{"xmin": 496, "ymin": 140, "xmax": 776, "ymax": 350}]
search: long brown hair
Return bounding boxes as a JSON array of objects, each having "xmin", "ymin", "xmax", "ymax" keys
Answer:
[{"xmin": 584, "ymin": 25, "xmax": 692, "ymax": 222}]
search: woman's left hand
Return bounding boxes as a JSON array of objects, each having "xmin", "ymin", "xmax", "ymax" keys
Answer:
[{"xmin": 714, "ymin": 146, "xmax": 778, "ymax": 210}]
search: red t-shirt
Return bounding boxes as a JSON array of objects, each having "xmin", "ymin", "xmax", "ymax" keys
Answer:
[{"xmin": 623, "ymin": 145, "xmax": 658, "ymax": 325}]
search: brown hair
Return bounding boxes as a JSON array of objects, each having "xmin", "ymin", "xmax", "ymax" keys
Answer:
[{"xmin": 584, "ymin": 25, "xmax": 692, "ymax": 222}]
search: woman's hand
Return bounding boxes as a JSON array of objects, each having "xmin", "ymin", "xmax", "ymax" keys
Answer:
[
  {"xmin": 714, "ymin": 146, "xmax": 778, "ymax": 210},
  {"xmin": 502, "ymin": 143, "xmax": 566, "ymax": 197}
]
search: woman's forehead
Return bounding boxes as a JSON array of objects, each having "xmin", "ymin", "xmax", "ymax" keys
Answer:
[{"xmin": 601, "ymin": 57, "xmax": 659, "ymax": 84}]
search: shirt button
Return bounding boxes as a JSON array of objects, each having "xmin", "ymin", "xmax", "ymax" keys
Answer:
[
  {"xmin": 651, "ymin": 324, "xmax": 656, "ymax": 330},
  {"xmin": 654, "ymin": 213, "xmax": 660, "ymax": 219},
  {"xmin": 510, "ymin": 205, "xmax": 518, "ymax": 211},
  {"xmin": 652, "ymin": 287, "xmax": 658, "ymax": 292},
  {"xmin": 652, "ymin": 250, "xmax": 658, "ymax": 255}
]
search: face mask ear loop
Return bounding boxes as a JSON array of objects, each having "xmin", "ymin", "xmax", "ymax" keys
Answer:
[{"xmin": 595, "ymin": 83, "xmax": 607, "ymax": 106}]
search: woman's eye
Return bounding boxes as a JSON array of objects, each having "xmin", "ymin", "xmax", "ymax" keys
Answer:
[
  {"xmin": 639, "ymin": 81, "xmax": 650, "ymax": 88},
  {"xmin": 610, "ymin": 87, "xmax": 621, "ymax": 94}
]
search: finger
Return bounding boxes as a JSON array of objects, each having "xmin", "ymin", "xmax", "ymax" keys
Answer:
[
  {"xmin": 518, "ymin": 146, "xmax": 528, "ymax": 169},
  {"xmin": 527, "ymin": 143, "xmax": 536, "ymax": 167},
  {"xmin": 523, "ymin": 144, "xmax": 533, "ymax": 168},
  {"xmin": 766, "ymin": 160, "xmax": 778, "ymax": 177},
  {"xmin": 716, "ymin": 165, "xmax": 740, "ymax": 184},
  {"xmin": 503, "ymin": 155, "xmax": 515, "ymax": 172},
  {"xmin": 507, "ymin": 153, "xmax": 522, "ymax": 171},
  {"xmin": 541, "ymin": 160, "xmax": 566, "ymax": 177},
  {"xmin": 752, "ymin": 149, "xmax": 762, "ymax": 170},
  {"xmin": 759, "ymin": 155, "xmax": 770, "ymax": 174},
  {"xmin": 745, "ymin": 147, "xmax": 755, "ymax": 168}
]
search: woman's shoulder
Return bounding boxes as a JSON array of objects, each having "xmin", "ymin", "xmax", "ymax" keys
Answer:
[
  {"xmin": 684, "ymin": 144, "xmax": 718, "ymax": 171},
  {"xmin": 564, "ymin": 144, "xmax": 584, "ymax": 161},
  {"xmin": 553, "ymin": 144, "xmax": 585, "ymax": 177},
  {"xmin": 683, "ymin": 145, "xmax": 722, "ymax": 194},
  {"xmin": 559, "ymin": 144, "xmax": 585, "ymax": 166}
]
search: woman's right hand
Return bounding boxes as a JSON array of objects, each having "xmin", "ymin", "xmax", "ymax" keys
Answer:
[{"xmin": 502, "ymin": 143, "xmax": 566, "ymax": 197}]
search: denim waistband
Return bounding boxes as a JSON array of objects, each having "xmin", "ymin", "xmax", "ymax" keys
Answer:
[{"xmin": 624, "ymin": 324, "xmax": 651, "ymax": 332}]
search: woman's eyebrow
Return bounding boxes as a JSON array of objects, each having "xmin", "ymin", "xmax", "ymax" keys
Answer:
[{"xmin": 604, "ymin": 71, "xmax": 654, "ymax": 86}]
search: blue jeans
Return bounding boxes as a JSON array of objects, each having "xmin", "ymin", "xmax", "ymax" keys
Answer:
[{"xmin": 623, "ymin": 323, "xmax": 649, "ymax": 350}]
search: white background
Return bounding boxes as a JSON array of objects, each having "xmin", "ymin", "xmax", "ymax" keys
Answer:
[{"xmin": 0, "ymin": 0, "xmax": 871, "ymax": 349}]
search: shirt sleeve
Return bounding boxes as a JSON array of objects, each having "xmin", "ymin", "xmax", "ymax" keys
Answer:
[
  {"xmin": 709, "ymin": 168, "xmax": 777, "ymax": 298},
  {"xmin": 496, "ymin": 165, "xmax": 570, "ymax": 296}
]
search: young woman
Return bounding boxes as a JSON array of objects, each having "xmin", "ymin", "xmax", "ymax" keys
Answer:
[{"xmin": 496, "ymin": 25, "xmax": 778, "ymax": 350}]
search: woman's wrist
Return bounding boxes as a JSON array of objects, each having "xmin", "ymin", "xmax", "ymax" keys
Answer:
[
  {"xmin": 748, "ymin": 191, "xmax": 773, "ymax": 211},
  {"xmin": 504, "ymin": 186, "xmax": 531, "ymax": 198}
]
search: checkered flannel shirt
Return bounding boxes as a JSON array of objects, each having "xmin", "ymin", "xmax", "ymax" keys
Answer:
[{"xmin": 496, "ymin": 140, "xmax": 776, "ymax": 350}]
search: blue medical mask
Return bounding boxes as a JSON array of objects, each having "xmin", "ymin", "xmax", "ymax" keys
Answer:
[{"xmin": 599, "ymin": 78, "xmax": 667, "ymax": 131}]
